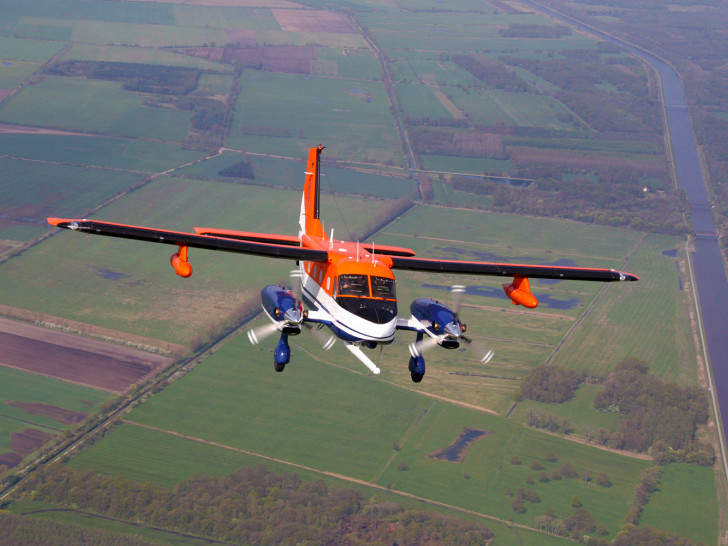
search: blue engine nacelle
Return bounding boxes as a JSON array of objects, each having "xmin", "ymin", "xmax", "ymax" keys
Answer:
[
  {"xmin": 410, "ymin": 298, "xmax": 462, "ymax": 349},
  {"xmin": 261, "ymin": 285, "xmax": 303, "ymax": 335}
]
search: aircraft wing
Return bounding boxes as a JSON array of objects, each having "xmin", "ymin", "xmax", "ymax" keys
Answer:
[
  {"xmin": 389, "ymin": 255, "xmax": 639, "ymax": 282},
  {"xmin": 47, "ymin": 218, "xmax": 329, "ymax": 262}
]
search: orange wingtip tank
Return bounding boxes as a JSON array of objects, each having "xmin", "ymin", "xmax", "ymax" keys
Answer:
[
  {"xmin": 170, "ymin": 245, "xmax": 192, "ymax": 278},
  {"xmin": 503, "ymin": 276, "xmax": 538, "ymax": 308}
]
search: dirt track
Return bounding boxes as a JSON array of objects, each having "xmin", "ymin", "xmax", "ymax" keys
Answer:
[{"xmin": 0, "ymin": 317, "xmax": 171, "ymax": 393}]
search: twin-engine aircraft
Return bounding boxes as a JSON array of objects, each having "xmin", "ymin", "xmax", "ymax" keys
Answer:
[{"xmin": 48, "ymin": 145, "xmax": 638, "ymax": 382}]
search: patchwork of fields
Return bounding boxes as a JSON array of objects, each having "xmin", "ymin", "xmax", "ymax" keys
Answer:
[{"xmin": 0, "ymin": 0, "xmax": 720, "ymax": 544}]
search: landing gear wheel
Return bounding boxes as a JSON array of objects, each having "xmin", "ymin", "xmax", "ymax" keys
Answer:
[
  {"xmin": 274, "ymin": 362, "xmax": 286, "ymax": 372},
  {"xmin": 410, "ymin": 372, "xmax": 423, "ymax": 383}
]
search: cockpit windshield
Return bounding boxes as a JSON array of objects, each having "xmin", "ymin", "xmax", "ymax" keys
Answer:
[
  {"xmin": 372, "ymin": 276, "xmax": 396, "ymax": 299},
  {"xmin": 338, "ymin": 274, "xmax": 369, "ymax": 297},
  {"xmin": 336, "ymin": 274, "xmax": 397, "ymax": 324},
  {"xmin": 338, "ymin": 274, "xmax": 396, "ymax": 300}
]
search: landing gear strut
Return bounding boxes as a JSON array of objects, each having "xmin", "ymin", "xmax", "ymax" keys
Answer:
[
  {"xmin": 408, "ymin": 332, "xmax": 426, "ymax": 382},
  {"xmin": 274, "ymin": 333, "xmax": 290, "ymax": 372}
]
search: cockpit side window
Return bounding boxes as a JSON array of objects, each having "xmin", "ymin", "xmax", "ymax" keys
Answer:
[
  {"xmin": 371, "ymin": 276, "xmax": 396, "ymax": 299},
  {"xmin": 338, "ymin": 274, "xmax": 370, "ymax": 297}
]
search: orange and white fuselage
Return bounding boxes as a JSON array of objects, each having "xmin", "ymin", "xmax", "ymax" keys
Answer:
[{"xmin": 297, "ymin": 145, "xmax": 399, "ymax": 345}]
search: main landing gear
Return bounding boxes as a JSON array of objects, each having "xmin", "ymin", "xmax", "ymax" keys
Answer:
[
  {"xmin": 274, "ymin": 333, "xmax": 290, "ymax": 372},
  {"xmin": 408, "ymin": 332, "xmax": 426, "ymax": 383}
]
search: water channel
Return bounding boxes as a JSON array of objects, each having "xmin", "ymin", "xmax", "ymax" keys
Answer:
[{"xmin": 522, "ymin": 1, "xmax": 728, "ymax": 449}]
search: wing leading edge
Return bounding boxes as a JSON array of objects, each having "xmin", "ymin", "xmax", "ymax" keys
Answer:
[
  {"xmin": 47, "ymin": 218, "xmax": 329, "ymax": 262},
  {"xmin": 390, "ymin": 255, "xmax": 639, "ymax": 282}
]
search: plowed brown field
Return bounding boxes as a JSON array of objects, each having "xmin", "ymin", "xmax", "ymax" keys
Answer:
[{"xmin": 0, "ymin": 317, "xmax": 171, "ymax": 393}]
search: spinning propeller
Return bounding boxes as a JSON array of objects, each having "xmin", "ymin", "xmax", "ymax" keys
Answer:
[
  {"xmin": 246, "ymin": 269, "xmax": 336, "ymax": 350},
  {"xmin": 408, "ymin": 285, "xmax": 494, "ymax": 364},
  {"xmin": 246, "ymin": 270, "xmax": 306, "ymax": 345}
]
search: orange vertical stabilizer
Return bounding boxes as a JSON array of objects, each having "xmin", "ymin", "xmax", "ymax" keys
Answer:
[{"xmin": 299, "ymin": 145, "xmax": 326, "ymax": 239}]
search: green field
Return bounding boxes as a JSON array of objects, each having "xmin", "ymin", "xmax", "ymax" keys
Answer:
[
  {"xmin": 0, "ymin": 365, "xmax": 111, "ymax": 464},
  {"xmin": 0, "ymin": 36, "xmax": 65, "ymax": 62},
  {"xmin": 228, "ymin": 71, "xmax": 402, "ymax": 165},
  {"xmin": 0, "ymin": 77, "xmax": 192, "ymax": 141},
  {"xmin": 550, "ymin": 236, "xmax": 697, "ymax": 382},
  {"xmin": 0, "ymin": 0, "xmax": 720, "ymax": 542},
  {"xmin": 445, "ymin": 86, "xmax": 575, "ymax": 128},
  {"xmin": 639, "ymin": 463, "xmax": 718, "ymax": 544},
  {"xmin": 0, "ymin": 158, "xmax": 144, "ymax": 242},
  {"xmin": 420, "ymin": 155, "xmax": 516, "ymax": 174},
  {"xmin": 396, "ymin": 83, "xmax": 452, "ymax": 121},
  {"xmin": 315, "ymin": 47, "xmax": 381, "ymax": 80},
  {"xmin": 76, "ymin": 331, "xmax": 651, "ymax": 537},
  {"xmin": 176, "ymin": 151, "xmax": 415, "ymax": 199},
  {"xmin": 0, "ymin": 60, "xmax": 42, "ymax": 90},
  {"xmin": 0, "ymin": 134, "xmax": 205, "ymax": 173}
]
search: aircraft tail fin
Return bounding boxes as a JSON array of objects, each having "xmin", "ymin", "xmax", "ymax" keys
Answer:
[{"xmin": 299, "ymin": 145, "xmax": 325, "ymax": 239}]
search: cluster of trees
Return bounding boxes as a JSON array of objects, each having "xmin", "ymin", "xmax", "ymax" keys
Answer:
[
  {"xmin": 517, "ymin": 365, "xmax": 584, "ymax": 403},
  {"xmin": 508, "ymin": 486, "xmax": 540, "ymax": 513},
  {"xmin": 218, "ymin": 160, "xmax": 255, "ymax": 180},
  {"xmin": 20, "ymin": 466, "xmax": 493, "ymax": 544},
  {"xmin": 594, "ymin": 359, "xmax": 711, "ymax": 456},
  {"xmin": 516, "ymin": 359, "xmax": 713, "ymax": 463},
  {"xmin": 499, "ymin": 24, "xmax": 572, "ymax": 39},
  {"xmin": 448, "ymin": 172, "xmax": 688, "ymax": 235},
  {"xmin": 499, "ymin": 55, "xmax": 659, "ymax": 136},
  {"xmin": 534, "ymin": 507, "xmax": 606, "ymax": 541},
  {"xmin": 526, "ymin": 410, "xmax": 574, "ymax": 435},
  {"xmin": 613, "ymin": 524, "xmax": 697, "ymax": 546},
  {"xmin": 499, "ymin": 54, "xmax": 650, "ymax": 100},
  {"xmin": 411, "ymin": 127, "xmax": 506, "ymax": 159},
  {"xmin": 143, "ymin": 94, "xmax": 230, "ymax": 152},
  {"xmin": 452, "ymin": 55, "xmax": 529, "ymax": 92},
  {"xmin": 45, "ymin": 61, "xmax": 200, "ymax": 96}
]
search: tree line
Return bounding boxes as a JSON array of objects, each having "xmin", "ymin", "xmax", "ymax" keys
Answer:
[
  {"xmin": 452, "ymin": 55, "xmax": 529, "ymax": 92},
  {"xmin": 594, "ymin": 359, "xmax": 711, "ymax": 456},
  {"xmin": 517, "ymin": 360, "xmax": 714, "ymax": 464},
  {"xmin": 18, "ymin": 465, "xmax": 493, "ymax": 545},
  {"xmin": 45, "ymin": 61, "xmax": 200, "ymax": 96},
  {"xmin": 448, "ymin": 173, "xmax": 688, "ymax": 235}
]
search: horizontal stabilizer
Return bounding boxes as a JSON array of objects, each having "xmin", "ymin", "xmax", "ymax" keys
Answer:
[
  {"xmin": 194, "ymin": 227, "xmax": 300, "ymax": 247},
  {"xmin": 361, "ymin": 243, "xmax": 416, "ymax": 257}
]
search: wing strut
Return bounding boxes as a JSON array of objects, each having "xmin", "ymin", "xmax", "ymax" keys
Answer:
[{"xmin": 344, "ymin": 343, "xmax": 381, "ymax": 375}]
